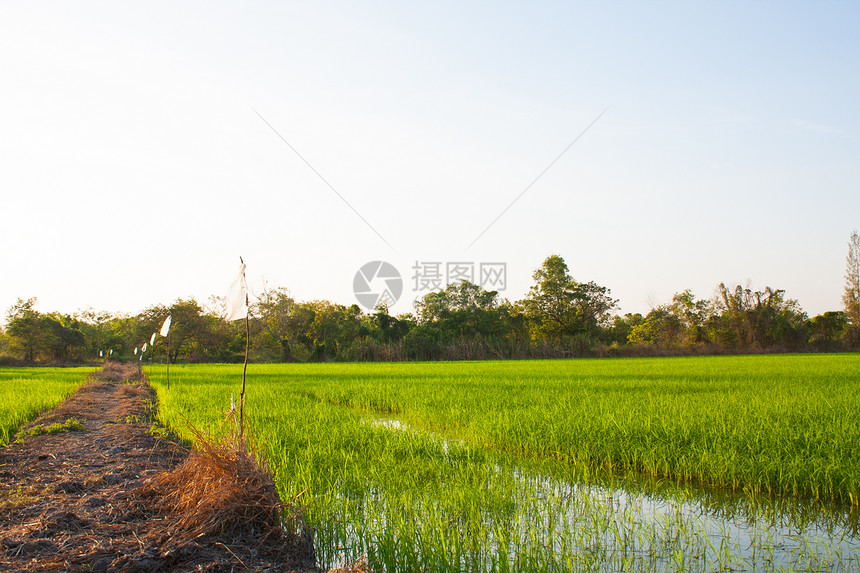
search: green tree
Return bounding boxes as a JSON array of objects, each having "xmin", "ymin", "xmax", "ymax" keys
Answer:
[
  {"xmin": 402, "ymin": 324, "xmax": 443, "ymax": 360},
  {"xmin": 628, "ymin": 308, "xmax": 683, "ymax": 347},
  {"xmin": 79, "ymin": 308, "xmax": 112, "ymax": 359},
  {"xmin": 497, "ymin": 300, "xmax": 530, "ymax": 351},
  {"xmin": 0, "ymin": 326, "xmax": 9, "ymax": 358},
  {"xmin": 668, "ymin": 290, "xmax": 712, "ymax": 345},
  {"xmin": 101, "ymin": 314, "xmax": 141, "ymax": 361},
  {"xmin": 626, "ymin": 291, "xmax": 713, "ymax": 349},
  {"xmin": 414, "ymin": 280, "xmax": 504, "ymax": 341},
  {"xmin": 5, "ymin": 298, "xmax": 50, "ymax": 362},
  {"xmin": 806, "ymin": 311, "xmax": 847, "ymax": 347},
  {"xmin": 141, "ymin": 299, "xmax": 218, "ymax": 363},
  {"xmin": 609, "ymin": 313, "xmax": 643, "ymax": 346},
  {"xmin": 43, "ymin": 313, "xmax": 86, "ymax": 362},
  {"xmin": 521, "ymin": 255, "xmax": 617, "ymax": 344},
  {"xmin": 712, "ymin": 283, "xmax": 806, "ymax": 348},
  {"xmin": 369, "ymin": 304, "xmax": 413, "ymax": 343},
  {"xmin": 256, "ymin": 286, "xmax": 301, "ymax": 361},
  {"xmin": 305, "ymin": 300, "xmax": 362, "ymax": 361}
]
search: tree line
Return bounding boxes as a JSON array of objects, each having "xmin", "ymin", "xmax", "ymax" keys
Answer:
[{"xmin": 2, "ymin": 236, "xmax": 859, "ymax": 365}]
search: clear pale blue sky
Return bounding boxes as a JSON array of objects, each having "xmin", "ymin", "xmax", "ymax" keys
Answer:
[{"xmin": 1, "ymin": 1, "xmax": 858, "ymax": 322}]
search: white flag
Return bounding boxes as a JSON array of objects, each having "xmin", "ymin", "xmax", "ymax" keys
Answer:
[
  {"xmin": 99, "ymin": 350, "xmax": 103, "ymax": 357},
  {"xmin": 225, "ymin": 262, "xmax": 249, "ymax": 321},
  {"xmin": 160, "ymin": 315, "xmax": 172, "ymax": 337},
  {"xmin": 134, "ymin": 347, "xmax": 138, "ymax": 355},
  {"xmin": 150, "ymin": 332, "xmax": 156, "ymax": 346},
  {"xmin": 142, "ymin": 343, "xmax": 148, "ymax": 352},
  {"xmin": 109, "ymin": 349, "xmax": 113, "ymax": 356}
]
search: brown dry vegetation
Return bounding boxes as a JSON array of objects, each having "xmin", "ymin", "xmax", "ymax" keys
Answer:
[
  {"xmin": 136, "ymin": 428, "xmax": 316, "ymax": 569},
  {"xmin": 0, "ymin": 365, "xmax": 319, "ymax": 572}
]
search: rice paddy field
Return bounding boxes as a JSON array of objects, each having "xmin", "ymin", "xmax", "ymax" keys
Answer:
[
  {"xmin": 0, "ymin": 367, "xmax": 89, "ymax": 446},
  {"xmin": 147, "ymin": 354, "xmax": 860, "ymax": 572}
]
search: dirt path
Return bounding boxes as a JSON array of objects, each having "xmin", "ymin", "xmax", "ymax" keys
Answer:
[{"xmin": 0, "ymin": 371, "xmax": 317, "ymax": 572}]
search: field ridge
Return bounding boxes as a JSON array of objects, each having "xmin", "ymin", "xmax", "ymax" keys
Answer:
[{"xmin": 0, "ymin": 370, "xmax": 318, "ymax": 572}]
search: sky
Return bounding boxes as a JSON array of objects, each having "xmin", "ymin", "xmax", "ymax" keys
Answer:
[{"xmin": 1, "ymin": 1, "xmax": 858, "ymax": 324}]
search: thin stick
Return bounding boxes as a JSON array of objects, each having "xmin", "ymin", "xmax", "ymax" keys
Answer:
[
  {"xmin": 214, "ymin": 542, "xmax": 247, "ymax": 569},
  {"xmin": 239, "ymin": 284, "xmax": 249, "ymax": 437},
  {"xmin": 167, "ymin": 330, "xmax": 171, "ymax": 390}
]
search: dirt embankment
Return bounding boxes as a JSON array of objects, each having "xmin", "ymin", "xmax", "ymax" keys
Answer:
[{"xmin": 0, "ymin": 365, "xmax": 318, "ymax": 572}]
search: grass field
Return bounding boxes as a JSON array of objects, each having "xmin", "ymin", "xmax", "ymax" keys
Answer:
[
  {"xmin": 148, "ymin": 354, "xmax": 860, "ymax": 572},
  {"xmin": 0, "ymin": 367, "xmax": 89, "ymax": 446}
]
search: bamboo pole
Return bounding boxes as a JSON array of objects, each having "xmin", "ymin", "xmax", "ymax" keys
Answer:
[
  {"xmin": 166, "ymin": 330, "xmax": 171, "ymax": 390},
  {"xmin": 239, "ymin": 256, "xmax": 249, "ymax": 437},
  {"xmin": 239, "ymin": 305, "xmax": 249, "ymax": 437}
]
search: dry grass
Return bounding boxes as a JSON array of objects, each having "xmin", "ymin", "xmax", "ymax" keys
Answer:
[
  {"xmin": 138, "ymin": 419, "xmax": 316, "ymax": 568},
  {"xmin": 88, "ymin": 361, "xmax": 142, "ymax": 383},
  {"xmin": 146, "ymin": 434, "xmax": 281, "ymax": 541}
]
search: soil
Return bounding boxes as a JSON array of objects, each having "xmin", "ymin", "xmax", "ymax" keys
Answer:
[{"xmin": 0, "ymin": 369, "xmax": 320, "ymax": 572}]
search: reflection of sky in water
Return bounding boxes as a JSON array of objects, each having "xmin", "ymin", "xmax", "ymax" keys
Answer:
[
  {"xmin": 522, "ymin": 469, "xmax": 860, "ymax": 571},
  {"xmin": 355, "ymin": 416, "xmax": 860, "ymax": 571}
]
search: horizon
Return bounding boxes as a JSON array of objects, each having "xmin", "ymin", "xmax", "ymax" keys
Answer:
[{"xmin": 1, "ymin": 252, "xmax": 851, "ymax": 326}]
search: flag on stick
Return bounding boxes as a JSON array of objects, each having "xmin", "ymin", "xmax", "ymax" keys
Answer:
[
  {"xmin": 226, "ymin": 257, "xmax": 251, "ymax": 437},
  {"xmin": 160, "ymin": 315, "xmax": 172, "ymax": 337},
  {"xmin": 161, "ymin": 315, "xmax": 173, "ymax": 389},
  {"xmin": 150, "ymin": 332, "xmax": 156, "ymax": 346},
  {"xmin": 225, "ymin": 262, "xmax": 249, "ymax": 321}
]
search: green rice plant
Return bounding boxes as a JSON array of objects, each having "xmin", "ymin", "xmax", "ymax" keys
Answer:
[
  {"xmin": 148, "ymin": 355, "xmax": 860, "ymax": 572},
  {"xmin": 0, "ymin": 367, "xmax": 88, "ymax": 446},
  {"xmin": 275, "ymin": 355, "xmax": 860, "ymax": 506}
]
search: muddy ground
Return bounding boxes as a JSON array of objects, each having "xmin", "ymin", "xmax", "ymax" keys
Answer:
[{"xmin": 0, "ymin": 369, "xmax": 320, "ymax": 572}]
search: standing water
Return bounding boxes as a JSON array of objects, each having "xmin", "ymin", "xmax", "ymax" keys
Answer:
[{"xmin": 308, "ymin": 416, "xmax": 860, "ymax": 572}]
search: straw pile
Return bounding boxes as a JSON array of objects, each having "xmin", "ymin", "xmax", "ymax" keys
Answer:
[
  {"xmin": 89, "ymin": 361, "xmax": 141, "ymax": 383},
  {"xmin": 138, "ymin": 425, "xmax": 315, "ymax": 568}
]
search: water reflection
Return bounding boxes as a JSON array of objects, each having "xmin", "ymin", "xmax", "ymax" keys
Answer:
[{"xmin": 328, "ymin": 416, "xmax": 860, "ymax": 571}]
